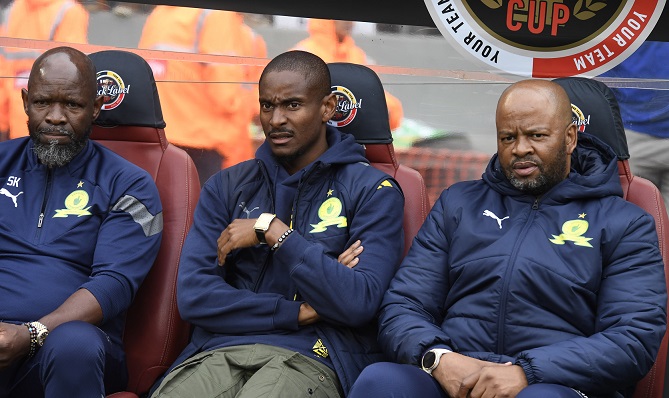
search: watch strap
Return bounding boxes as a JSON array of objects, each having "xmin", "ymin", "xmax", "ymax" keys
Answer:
[
  {"xmin": 32, "ymin": 321, "xmax": 49, "ymax": 347},
  {"xmin": 422, "ymin": 348, "xmax": 452, "ymax": 375},
  {"xmin": 254, "ymin": 213, "xmax": 276, "ymax": 244}
]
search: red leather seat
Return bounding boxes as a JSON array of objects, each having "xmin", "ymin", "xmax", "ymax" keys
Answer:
[
  {"xmin": 328, "ymin": 63, "xmax": 430, "ymax": 256},
  {"xmin": 88, "ymin": 50, "xmax": 200, "ymax": 398},
  {"xmin": 555, "ymin": 77, "xmax": 669, "ymax": 398}
]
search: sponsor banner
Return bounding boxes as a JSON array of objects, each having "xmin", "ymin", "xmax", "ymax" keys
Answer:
[{"xmin": 425, "ymin": 0, "xmax": 665, "ymax": 77}]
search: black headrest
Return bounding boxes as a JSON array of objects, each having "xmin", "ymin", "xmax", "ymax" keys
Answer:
[
  {"xmin": 327, "ymin": 63, "xmax": 392, "ymax": 144},
  {"xmin": 553, "ymin": 77, "xmax": 629, "ymax": 160},
  {"xmin": 89, "ymin": 50, "xmax": 165, "ymax": 128}
]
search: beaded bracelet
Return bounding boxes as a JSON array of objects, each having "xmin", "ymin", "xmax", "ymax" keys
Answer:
[
  {"xmin": 271, "ymin": 228, "xmax": 294, "ymax": 251},
  {"xmin": 24, "ymin": 322, "xmax": 37, "ymax": 358}
]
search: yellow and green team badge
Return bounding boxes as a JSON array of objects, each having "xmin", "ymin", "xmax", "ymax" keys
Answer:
[
  {"xmin": 53, "ymin": 189, "xmax": 92, "ymax": 218},
  {"xmin": 313, "ymin": 339, "xmax": 329, "ymax": 358},
  {"xmin": 310, "ymin": 197, "xmax": 347, "ymax": 233},
  {"xmin": 549, "ymin": 213, "xmax": 593, "ymax": 248}
]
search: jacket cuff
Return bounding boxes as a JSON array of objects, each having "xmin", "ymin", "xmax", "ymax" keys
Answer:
[
  {"xmin": 515, "ymin": 357, "xmax": 537, "ymax": 385},
  {"xmin": 272, "ymin": 230, "xmax": 308, "ymax": 271},
  {"xmin": 273, "ymin": 298, "xmax": 302, "ymax": 331},
  {"xmin": 80, "ymin": 276, "xmax": 130, "ymax": 323}
]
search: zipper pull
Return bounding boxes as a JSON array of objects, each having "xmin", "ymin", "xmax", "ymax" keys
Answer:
[
  {"xmin": 532, "ymin": 198, "xmax": 539, "ymax": 210},
  {"xmin": 38, "ymin": 213, "xmax": 44, "ymax": 228}
]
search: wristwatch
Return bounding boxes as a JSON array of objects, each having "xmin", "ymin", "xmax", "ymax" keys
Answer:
[
  {"xmin": 31, "ymin": 321, "xmax": 49, "ymax": 347},
  {"xmin": 421, "ymin": 348, "xmax": 452, "ymax": 375},
  {"xmin": 254, "ymin": 213, "xmax": 276, "ymax": 244}
]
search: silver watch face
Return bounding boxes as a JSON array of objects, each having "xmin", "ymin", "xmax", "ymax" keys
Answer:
[{"xmin": 36, "ymin": 330, "xmax": 49, "ymax": 346}]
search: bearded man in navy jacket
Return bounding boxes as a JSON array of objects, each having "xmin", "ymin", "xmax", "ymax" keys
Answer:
[
  {"xmin": 150, "ymin": 50, "xmax": 404, "ymax": 398},
  {"xmin": 348, "ymin": 79, "xmax": 667, "ymax": 398},
  {"xmin": 0, "ymin": 47, "xmax": 162, "ymax": 397}
]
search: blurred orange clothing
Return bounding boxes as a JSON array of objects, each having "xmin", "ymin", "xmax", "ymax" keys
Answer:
[
  {"xmin": 139, "ymin": 7, "xmax": 265, "ymax": 168},
  {"xmin": 0, "ymin": 0, "xmax": 88, "ymax": 138},
  {"xmin": 232, "ymin": 14, "xmax": 267, "ymax": 152},
  {"xmin": 293, "ymin": 19, "xmax": 403, "ymax": 131}
]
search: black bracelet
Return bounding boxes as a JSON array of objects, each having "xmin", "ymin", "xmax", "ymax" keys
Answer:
[
  {"xmin": 24, "ymin": 323, "xmax": 37, "ymax": 358},
  {"xmin": 271, "ymin": 228, "xmax": 294, "ymax": 251}
]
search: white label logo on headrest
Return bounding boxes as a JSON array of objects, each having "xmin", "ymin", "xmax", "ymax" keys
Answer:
[
  {"xmin": 96, "ymin": 70, "xmax": 130, "ymax": 111},
  {"xmin": 329, "ymin": 85, "xmax": 362, "ymax": 128},
  {"xmin": 571, "ymin": 103, "xmax": 591, "ymax": 133}
]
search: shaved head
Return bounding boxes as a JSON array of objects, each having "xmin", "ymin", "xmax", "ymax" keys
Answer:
[
  {"xmin": 497, "ymin": 79, "xmax": 573, "ymax": 128},
  {"xmin": 29, "ymin": 46, "xmax": 98, "ymax": 100},
  {"xmin": 260, "ymin": 50, "xmax": 332, "ymax": 99}
]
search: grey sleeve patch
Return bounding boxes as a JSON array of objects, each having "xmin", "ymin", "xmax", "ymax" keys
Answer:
[{"xmin": 111, "ymin": 195, "xmax": 163, "ymax": 237}]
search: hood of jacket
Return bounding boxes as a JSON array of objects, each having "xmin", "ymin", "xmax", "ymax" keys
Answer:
[{"xmin": 483, "ymin": 132, "xmax": 623, "ymax": 205}]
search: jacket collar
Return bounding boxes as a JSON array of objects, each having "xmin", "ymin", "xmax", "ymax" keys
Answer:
[{"xmin": 483, "ymin": 133, "xmax": 623, "ymax": 204}]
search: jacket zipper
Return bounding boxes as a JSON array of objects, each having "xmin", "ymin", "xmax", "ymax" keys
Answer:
[
  {"xmin": 496, "ymin": 196, "xmax": 540, "ymax": 354},
  {"xmin": 35, "ymin": 169, "xmax": 53, "ymax": 241},
  {"xmin": 252, "ymin": 162, "xmax": 321, "ymax": 296},
  {"xmin": 290, "ymin": 164, "xmax": 321, "ymax": 302},
  {"xmin": 252, "ymin": 161, "xmax": 276, "ymax": 293}
]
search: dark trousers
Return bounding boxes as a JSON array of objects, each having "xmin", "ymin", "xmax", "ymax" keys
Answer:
[
  {"xmin": 348, "ymin": 362, "xmax": 587, "ymax": 398},
  {"xmin": 0, "ymin": 321, "xmax": 126, "ymax": 398}
]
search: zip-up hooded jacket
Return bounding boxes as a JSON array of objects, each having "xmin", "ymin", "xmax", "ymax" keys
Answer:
[
  {"xmin": 379, "ymin": 133, "xmax": 666, "ymax": 397},
  {"xmin": 174, "ymin": 127, "xmax": 404, "ymax": 394},
  {"xmin": 0, "ymin": 137, "xmax": 162, "ymax": 347}
]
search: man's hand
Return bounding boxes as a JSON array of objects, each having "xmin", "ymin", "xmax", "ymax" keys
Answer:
[
  {"xmin": 294, "ymin": 241, "xmax": 363, "ymax": 326},
  {"xmin": 217, "ymin": 219, "xmax": 262, "ymax": 266},
  {"xmin": 0, "ymin": 322, "xmax": 30, "ymax": 370},
  {"xmin": 338, "ymin": 240, "xmax": 363, "ymax": 268},
  {"xmin": 432, "ymin": 352, "xmax": 511, "ymax": 398},
  {"xmin": 460, "ymin": 364, "xmax": 528, "ymax": 398},
  {"xmin": 298, "ymin": 303, "xmax": 320, "ymax": 325},
  {"xmin": 217, "ymin": 217, "xmax": 293, "ymax": 266}
]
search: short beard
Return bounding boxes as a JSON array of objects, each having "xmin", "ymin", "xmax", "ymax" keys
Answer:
[
  {"xmin": 505, "ymin": 145, "xmax": 568, "ymax": 196},
  {"xmin": 274, "ymin": 152, "xmax": 302, "ymax": 169},
  {"xmin": 268, "ymin": 128, "xmax": 303, "ymax": 169},
  {"xmin": 31, "ymin": 127, "xmax": 89, "ymax": 168}
]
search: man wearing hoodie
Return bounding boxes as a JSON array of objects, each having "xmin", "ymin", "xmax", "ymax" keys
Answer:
[
  {"xmin": 348, "ymin": 80, "xmax": 667, "ymax": 398},
  {"xmin": 292, "ymin": 19, "xmax": 404, "ymax": 132},
  {"xmin": 150, "ymin": 50, "xmax": 405, "ymax": 398}
]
